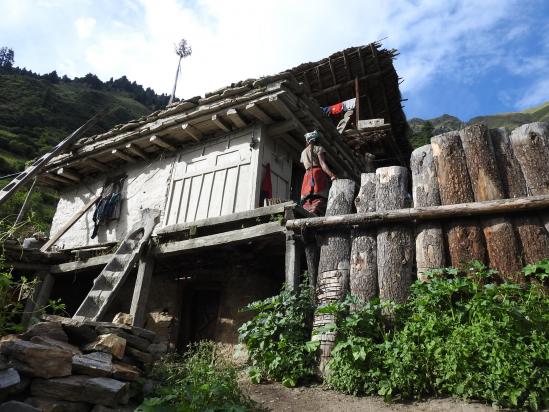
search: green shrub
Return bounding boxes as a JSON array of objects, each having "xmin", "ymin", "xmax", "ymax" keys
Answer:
[
  {"xmin": 138, "ymin": 341, "xmax": 258, "ymax": 412},
  {"xmin": 238, "ymin": 278, "xmax": 318, "ymax": 387},
  {"xmin": 323, "ymin": 262, "xmax": 549, "ymax": 410}
]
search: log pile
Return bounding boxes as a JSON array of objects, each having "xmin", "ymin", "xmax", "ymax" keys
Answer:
[{"xmin": 0, "ymin": 314, "xmax": 157, "ymax": 411}]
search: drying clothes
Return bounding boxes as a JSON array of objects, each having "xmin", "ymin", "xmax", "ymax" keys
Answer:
[
  {"xmin": 330, "ymin": 102, "xmax": 343, "ymax": 115},
  {"xmin": 91, "ymin": 192, "xmax": 122, "ymax": 239},
  {"xmin": 342, "ymin": 98, "xmax": 356, "ymax": 112},
  {"xmin": 259, "ymin": 163, "xmax": 273, "ymax": 206}
]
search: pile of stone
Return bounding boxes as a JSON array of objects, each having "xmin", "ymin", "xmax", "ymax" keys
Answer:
[{"xmin": 0, "ymin": 314, "xmax": 157, "ymax": 411}]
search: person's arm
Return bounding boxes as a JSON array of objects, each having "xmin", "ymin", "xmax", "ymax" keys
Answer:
[{"xmin": 318, "ymin": 151, "xmax": 337, "ymax": 180}]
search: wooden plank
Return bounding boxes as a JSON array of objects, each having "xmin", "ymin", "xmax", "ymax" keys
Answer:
[
  {"xmin": 57, "ymin": 168, "xmax": 80, "ymax": 182},
  {"xmin": 285, "ymin": 231, "xmax": 302, "ymax": 290},
  {"xmin": 41, "ymin": 195, "xmax": 99, "ymax": 252},
  {"xmin": 111, "ymin": 148, "xmax": 135, "ymax": 163},
  {"xmin": 226, "ymin": 109, "xmax": 247, "ymax": 128},
  {"xmin": 266, "ymin": 120, "xmax": 297, "ymax": 136},
  {"xmin": 181, "ymin": 123, "xmax": 202, "ymax": 141},
  {"xmin": 50, "ymin": 254, "xmax": 111, "ymax": 274},
  {"xmin": 150, "ymin": 135, "xmax": 176, "ymax": 151},
  {"xmin": 211, "ymin": 114, "xmax": 231, "ymax": 133},
  {"xmin": 130, "ymin": 252, "xmax": 155, "ymax": 327},
  {"xmin": 154, "ymin": 222, "xmax": 285, "ymax": 257},
  {"xmin": 46, "ymin": 172, "xmax": 74, "ymax": 185},
  {"xmin": 286, "ymin": 194, "xmax": 549, "ymax": 231},
  {"xmin": 83, "ymin": 158, "xmax": 109, "ymax": 172},
  {"xmin": 125, "ymin": 143, "xmax": 148, "ymax": 160},
  {"xmin": 245, "ymin": 102, "xmax": 273, "ymax": 124},
  {"xmin": 157, "ymin": 201, "xmax": 297, "ymax": 236}
]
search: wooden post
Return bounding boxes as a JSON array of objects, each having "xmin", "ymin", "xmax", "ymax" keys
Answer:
[
  {"xmin": 130, "ymin": 251, "xmax": 155, "ymax": 328},
  {"xmin": 350, "ymin": 173, "xmax": 378, "ymax": 305},
  {"xmin": 460, "ymin": 125, "xmax": 522, "ymax": 279},
  {"xmin": 376, "ymin": 167, "xmax": 413, "ymax": 304},
  {"xmin": 313, "ymin": 179, "xmax": 356, "ymax": 375},
  {"xmin": 411, "ymin": 145, "xmax": 445, "ymax": 281},
  {"xmin": 303, "ymin": 230, "xmax": 320, "ymax": 292},
  {"xmin": 285, "ymin": 231, "xmax": 302, "ymax": 291},
  {"xmin": 22, "ymin": 272, "xmax": 55, "ymax": 327},
  {"xmin": 431, "ymin": 132, "xmax": 486, "ymax": 266},
  {"xmin": 354, "ymin": 77, "xmax": 360, "ymax": 124},
  {"xmin": 510, "ymin": 122, "xmax": 549, "ymax": 232}
]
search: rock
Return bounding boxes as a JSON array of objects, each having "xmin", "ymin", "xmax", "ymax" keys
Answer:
[
  {"xmin": 22, "ymin": 322, "xmax": 68, "ymax": 342},
  {"xmin": 42, "ymin": 316, "xmax": 98, "ymax": 345},
  {"xmin": 90, "ymin": 406, "xmax": 116, "ymax": 412},
  {"xmin": 0, "ymin": 368, "xmax": 20, "ymax": 392},
  {"xmin": 0, "ymin": 355, "xmax": 8, "ymax": 371},
  {"xmin": 112, "ymin": 362, "xmax": 141, "ymax": 381},
  {"xmin": 7, "ymin": 375, "xmax": 30, "ymax": 397},
  {"xmin": 112, "ymin": 313, "xmax": 133, "ymax": 326},
  {"xmin": 0, "ymin": 400, "xmax": 40, "ymax": 412},
  {"xmin": 96, "ymin": 327, "xmax": 150, "ymax": 352},
  {"xmin": 83, "ymin": 335, "xmax": 126, "ymax": 360},
  {"xmin": 25, "ymin": 397, "xmax": 91, "ymax": 412},
  {"xmin": 124, "ymin": 347, "xmax": 152, "ymax": 371},
  {"xmin": 147, "ymin": 342, "xmax": 168, "ymax": 357},
  {"xmin": 129, "ymin": 327, "xmax": 155, "ymax": 343},
  {"xmin": 30, "ymin": 336, "xmax": 82, "ymax": 355},
  {"xmin": 72, "ymin": 352, "xmax": 112, "ymax": 377},
  {"xmin": 1, "ymin": 340, "xmax": 72, "ymax": 378},
  {"xmin": 145, "ymin": 312, "xmax": 172, "ymax": 342},
  {"xmin": 31, "ymin": 375, "xmax": 129, "ymax": 407}
]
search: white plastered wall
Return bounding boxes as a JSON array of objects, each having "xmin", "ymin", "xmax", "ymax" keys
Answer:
[{"xmin": 49, "ymin": 154, "xmax": 176, "ymax": 250}]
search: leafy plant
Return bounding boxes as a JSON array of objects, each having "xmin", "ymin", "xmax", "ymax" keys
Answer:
[
  {"xmin": 324, "ymin": 262, "xmax": 549, "ymax": 410},
  {"xmin": 238, "ymin": 277, "xmax": 317, "ymax": 387},
  {"xmin": 138, "ymin": 341, "xmax": 258, "ymax": 412},
  {"xmin": 523, "ymin": 259, "xmax": 549, "ymax": 283}
]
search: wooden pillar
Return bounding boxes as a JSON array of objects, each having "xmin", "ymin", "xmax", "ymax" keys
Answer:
[
  {"xmin": 303, "ymin": 230, "xmax": 320, "ymax": 292},
  {"xmin": 411, "ymin": 145, "xmax": 445, "ymax": 281},
  {"xmin": 460, "ymin": 125, "xmax": 522, "ymax": 280},
  {"xmin": 510, "ymin": 122, "xmax": 549, "ymax": 232},
  {"xmin": 285, "ymin": 231, "xmax": 302, "ymax": 291},
  {"xmin": 350, "ymin": 173, "xmax": 378, "ymax": 305},
  {"xmin": 22, "ymin": 272, "xmax": 55, "ymax": 327},
  {"xmin": 313, "ymin": 179, "xmax": 356, "ymax": 375},
  {"xmin": 376, "ymin": 167, "xmax": 413, "ymax": 304},
  {"xmin": 431, "ymin": 132, "xmax": 486, "ymax": 266},
  {"xmin": 130, "ymin": 251, "xmax": 155, "ymax": 328}
]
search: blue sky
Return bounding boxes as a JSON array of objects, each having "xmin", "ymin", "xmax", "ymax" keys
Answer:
[{"xmin": 1, "ymin": 0, "xmax": 548, "ymax": 121}]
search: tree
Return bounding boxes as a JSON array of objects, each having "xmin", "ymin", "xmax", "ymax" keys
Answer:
[
  {"xmin": 0, "ymin": 47, "xmax": 14, "ymax": 69},
  {"xmin": 169, "ymin": 38, "xmax": 192, "ymax": 105}
]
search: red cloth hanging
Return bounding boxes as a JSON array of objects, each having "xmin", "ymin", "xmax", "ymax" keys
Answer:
[
  {"xmin": 260, "ymin": 163, "xmax": 273, "ymax": 205},
  {"xmin": 330, "ymin": 102, "xmax": 343, "ymax": 115}
]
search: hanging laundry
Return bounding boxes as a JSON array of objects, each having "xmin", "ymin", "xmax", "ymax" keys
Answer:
[
  {"xmin": 259, "ymin": 163, "xmax": 273, "ymax": 206},
  {"xmin": 342, "ymin": 98, "xmax": 356, "ymax": 112},
  {"xmin": 330, "ymin": 102, "xmax": 343, "ymax": 115}
]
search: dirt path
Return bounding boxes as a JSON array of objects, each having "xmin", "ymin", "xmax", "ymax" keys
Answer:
[{"xmin": 241, "ymin": 381, "xmax": 495, "ymax": 412}]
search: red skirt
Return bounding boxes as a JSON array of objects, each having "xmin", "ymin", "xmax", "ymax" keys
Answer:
[{"xmin": 301, "ymin": 167, "xmax": 330, "ymax": 216}]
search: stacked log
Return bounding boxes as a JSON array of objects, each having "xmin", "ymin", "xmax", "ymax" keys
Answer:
[
  {"xmin": 0, "ymin": 314, "xmax": 157, "ymax": 411},
  {"xmin": 376, "ymin": 167, "xmax": 413, "ymax": 304},
  {"xmin": 431, "ymin": 132, "xmax": 486, "ymax": 266},
  {"xmin": 313, "ymin": 179, "xmax": 356, "ymax": 375},
  {"xmin": 460, "ymin": 125, "xmax": 522, "ymax": 280},
  {"xmin": 410, "ymin": 145, "xmax": 445, "ymax": 281},
  {"xmin": 350, "ymin": 173, "xmax": 378, "ymax": 305},
  {"xmin": 510, "ymin": 122, "xmax": 549, "ymax": 233},
  {"xmin": 490, "ymin": 128, "xmax": 549, "ymax": 265}
]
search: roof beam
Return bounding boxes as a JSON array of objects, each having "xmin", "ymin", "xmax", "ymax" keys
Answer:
[
  {"xmin": 83, "ymin": 158, "xmax": 109, "ymax": 172},
  {"xmin": 266, "ymin": 120, "xmax": 297, "ymax": 137},
  {"xmin": 112, "ymin": 149, "xmax": 135, "ymax": 163},
  {"xmin": 56, "ymin": 168, "xmax": 80, "ymax": 182},
  {"xmin": 181, "ymin": 123, "xmax": 202, "ymax": 141},
  {"xmin": 245, "ymin": 102, "xmax": 273, "ymax": 124},
  {"xmin": 226, "ymin": 108, "xmax": 247, "ymax": 129},
  {"xmin": 150, "ymin": 135, "xmax": 176, "ymax": 151},
  {"xmin": 46, "ymin": 172, "xmax": 74, "ymax": 185},
  {"xmin": 125, "ymin": 143, "xmax": 149, "ymax": 161},
  {"xmin": 211, "ymin": 114, "xmax": 231, "ymax": 133}
]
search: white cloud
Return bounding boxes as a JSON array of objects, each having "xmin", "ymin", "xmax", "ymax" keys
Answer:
[
  {"xmin": 516, "ymin": 78, "xmax": 549, "ymax": 110},
  {"xmin": 75, "ymin": 17, "xmax": 96, "ymax": 39}
]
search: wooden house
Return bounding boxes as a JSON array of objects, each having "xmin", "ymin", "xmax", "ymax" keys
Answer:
[{"xmin": 13, "ymin": 42, "xmax": 408, "ymax": 350}]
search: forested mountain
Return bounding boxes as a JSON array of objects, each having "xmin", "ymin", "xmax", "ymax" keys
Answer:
[
  {"xmin": 408, "ymin": 101, "xmax": 549, "ymax": 149},
  {"xmin": 0, "ymin": 47, "xmax": 170, "ymax": 232}
]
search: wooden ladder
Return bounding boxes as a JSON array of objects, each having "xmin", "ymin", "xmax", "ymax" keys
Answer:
[{"xmin": 73, "ymin": 209, "xmax": 160, "ymax": 321}]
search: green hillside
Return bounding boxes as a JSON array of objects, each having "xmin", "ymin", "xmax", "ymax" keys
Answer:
[
  {"xmin": 408, "ymin": 102, "xmax": 549, "ymax": 149},
  {"xmin": 0, "ymin": 67, "xmax": 169, "ymax": 234}
]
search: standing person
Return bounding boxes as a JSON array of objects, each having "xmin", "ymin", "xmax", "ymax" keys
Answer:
[{"xmin": 300, "ymin": 130, "xmax": 337, "ymax": 216}]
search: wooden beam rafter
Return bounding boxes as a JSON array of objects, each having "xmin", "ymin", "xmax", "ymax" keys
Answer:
[
  {"xmin": 150, "ymin": 135, "xmax": 176, "ymax": 151},
  {"xmin": 245, "ymin": 102, "xmax": 274, "ymax": 124},
  {"xmin": 112, "ymin": 149, "xmax": 135, "ymax": 163},
  {"xmin": 211, "ymin": 114, "xmax": 231, "ymax": 133},
  {"xmin": 83, "ymin": 158, "xmax": 109, "ymax": 172},
  {"xmin": 226, "ymin": 108, "xmax": 247, "ymax": 129},
  {"xmin": 125, "ymin": 143, "xmax": 148, "ymax": 160},
  {"xmin": 181, "ymin": 123, "xmax": 202, "ymax": 142},
  {"xmin": 57, "ymin": 168, "xmax": 80, "ymax": 182}
]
